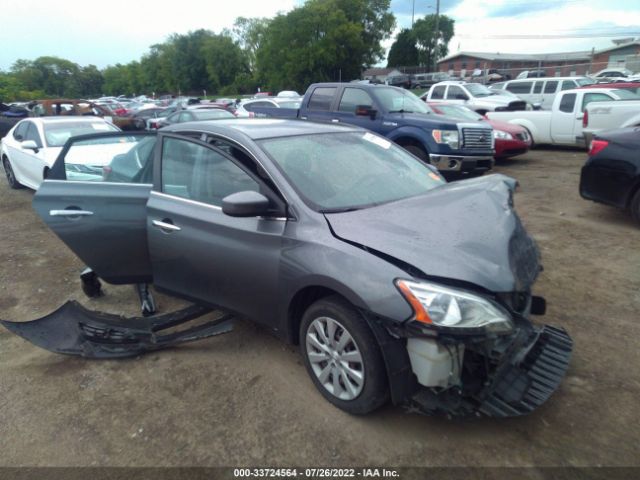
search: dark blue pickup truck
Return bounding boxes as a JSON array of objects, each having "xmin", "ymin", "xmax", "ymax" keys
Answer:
[{"xmin": 253, "ymin": 82, "xmax": 495, "ymax": 175}]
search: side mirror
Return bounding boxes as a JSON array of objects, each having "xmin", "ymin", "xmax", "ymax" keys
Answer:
[
  {"xmin": 21, "ymin": 140, "xmax": 39, "ymax": 153},
  {"xmin": 355, "ymin": 105, "xmax": 377, "ymax": 119},
  {"xmin": 222, "ymin": 191, "xmax": 270, "ymax": 217}
]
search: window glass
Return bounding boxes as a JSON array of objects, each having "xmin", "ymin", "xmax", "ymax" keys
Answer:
[
  {"xmin": 544, "ymin": 81, "xmax": 558, "ymax": 94},
  {"xmin": 44, "ymin": 120, "xmax": 118, "ymax": 147},
  {"xmin": 611, "ymin": 89, "xmax": 640, "ymax": 100},
  {"xmin": 430, "ymin": 85, "xmax": 446, "ymax": 99},
  {"xmin": 25, "ymin": 123, "xmax": 42, "ymax": 147},
  {"xmin": 533, "ymin": 81, "xmax": 543, "ymax": 94},
  {"xmin": 561, "ymin": 80, "xmax": 576, "ymax": 91},
  {"xmin": 338, "ymin": 88, "xmax": 374, "ymax": 113},
  {"xmin": 307, "ymin": 87, "xmax": 336, "ymax": 111},
  {"xmin": 558, "ymin": 93, "xmax": 576, "ymax": 113},
  {"xmin": 62, "ymin": 134, "xmax": 154, "ymax": 183},
  {"xmin": 446, "ymin": 85, "xmax": 468, "ymax": 100},
  {"xmin": 161, "ymin": 138, "xmax": 259, "ymax": 206},
  {"xmin": 13, "ymin": 121, "xmax": 29, "ymax": 140},
  {"xmin": 506, "ymin": 81, "xmax": 533, "ymax": 94},
  {"xmin": 178, "ymin": 112, "xmax": 192, "ymax": 123},
  {"xmin": 581, "ymin": 93, "xmax": 614, "ymax": 111},
  {"xmin": 259, "ymin": 132, "xmax": 444, "ymax": 212},
  {"xmin": 191, "ymin": 110, "xmax": 234, "ymax": 120}
]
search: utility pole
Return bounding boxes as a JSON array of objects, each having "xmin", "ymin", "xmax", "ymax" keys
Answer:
[
  {"xmin": 433, "ymin": 0, "xmax": 440, "ymax": 72},
  {"xmin": 411, "ymin": 0, "xmax": 415, "ymax": 28}
]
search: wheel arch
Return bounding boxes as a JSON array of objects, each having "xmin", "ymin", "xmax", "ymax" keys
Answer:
[{"xmin": 287, "ymin": 284, "xmax": 364, "ymax": 345}]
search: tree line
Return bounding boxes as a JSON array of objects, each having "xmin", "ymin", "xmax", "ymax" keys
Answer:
[{"xmin": 0, "ymin": 1, "xmax": 452, "ymax": 102}]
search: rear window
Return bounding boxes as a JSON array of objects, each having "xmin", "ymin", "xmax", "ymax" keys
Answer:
[
  {"xmin": 611, "ymin": 89, "xmax": 640, "ymax": 100},
  {"xmin": 192, "ymin": 110, "xmax": 234, "ymax": 120},
  {"xmin": 307, "ymin": 87, "xmax": 336, "ymax": 111},
  {"xmin": 430, "ymin": 85, "xmax": 446, "ymax": 99},
  {"xmin": 558, "ymin": 93, "xmax": 576, "ymax": 113},
  {"xmin": 44, "ymin": 121, "xmax": 118, "ymax": 147}
]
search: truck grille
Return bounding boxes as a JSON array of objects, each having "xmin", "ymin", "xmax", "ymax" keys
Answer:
[{"xmin": 462, "ymin": 128, "xmax": 493, "ymax": 150}]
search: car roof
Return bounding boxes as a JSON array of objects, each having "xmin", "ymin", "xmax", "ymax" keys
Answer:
[{"xmin": 166, "ymin": 118, "xmax": 361, "ymax": 140}]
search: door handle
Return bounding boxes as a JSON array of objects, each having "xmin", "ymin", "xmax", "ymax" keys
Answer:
[
  {"xmin": 152, "ymin": 219, "xmax": 181, "ymax": 232},
  {"xmin": 50, "ymin": 209, "xmax": 94, "ymax": 217},
  {"xmin": 331, "ymin": 119, "xmax": 340, "ymax": 123}
]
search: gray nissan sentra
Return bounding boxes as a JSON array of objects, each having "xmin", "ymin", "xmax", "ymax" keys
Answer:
[{"xmin": 3, "ymin": 119, "xmax": 572, "ymax": 417}]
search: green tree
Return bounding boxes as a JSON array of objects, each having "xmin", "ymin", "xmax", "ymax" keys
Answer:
[
  {"xmin": 256, "ymin": 0, "xmax": 395, "ymax": 92},
  {"xmin": 233, "ymin": 17, "xmax": 271, "ymax": 74},
  {"xmin": 412, "ymin": 14, "xmax": 454, "ymax": 69},
  {"xmin": 202, "ymin": 33, "xmax": 249, "ymax": 94},
  {"xmin": 387, "ymin": 28, "xmax": 419, "ymax": 67}
]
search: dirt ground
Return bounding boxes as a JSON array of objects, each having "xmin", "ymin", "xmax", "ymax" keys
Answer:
[{"xmin": 0, "ymin": 147, "xmax": 639, "ymax": 468}]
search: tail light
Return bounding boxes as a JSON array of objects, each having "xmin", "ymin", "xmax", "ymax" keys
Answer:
[
  {"xmin": 588, "ymin": 139, "xmax": 608, "ymax": 157},
  {"xmin": 102, "ymin": 165, "xmax": 112, "ymax": 180},
  {"xmin": 582, "ymin": 109, "xmax": 589, "ymax": 128},
  {"xmin": 249, "ymin": 112, "xmax": 255, "ymax": 118}
]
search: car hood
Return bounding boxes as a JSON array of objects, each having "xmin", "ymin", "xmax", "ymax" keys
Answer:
[
  {"xmin": 385, "ymin": 112, "xmax": 463, "ymax": 129},
  {"xmin": 324, "ymin": 174, "xmax": 539, "ymax": 293},
  {"xmin": 486, "ymin": 118, "xmax": 526, "ymax": 134}
]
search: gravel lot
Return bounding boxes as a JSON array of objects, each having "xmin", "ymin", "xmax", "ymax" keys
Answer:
[{"xmin": 0, "ymin": 147, "xmax": 639, "ymax": 468}]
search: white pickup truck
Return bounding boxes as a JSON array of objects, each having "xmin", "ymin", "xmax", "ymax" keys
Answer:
[
  {"xmin": 583, "ymin": 98, "xmax": 640, "ymax": 145},
  {"xmin": 487, "ymin": 87, "xmax": 640, "ymax": 147}
]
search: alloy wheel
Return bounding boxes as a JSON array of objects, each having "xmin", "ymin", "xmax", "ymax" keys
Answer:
[{"xmin": 305, "ymin": 316, "xmax": 365, "ymax": 401}]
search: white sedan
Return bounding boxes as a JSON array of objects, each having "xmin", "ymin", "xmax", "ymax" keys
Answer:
[{"xmin": 1, "ymin": 117, "xmax": 120, "ymax": 190}]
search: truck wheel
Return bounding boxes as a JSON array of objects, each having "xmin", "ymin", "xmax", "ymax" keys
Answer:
[
  {"xmin": 300, "ymin": 295, "xmax": 389, "ymax": 414},
  {"xmin": 403, "ymin": 145, "xmax": 428, "ymax": 163},
  {"xmin": 524, "ymin": 127, "xmax": 535, "ymax": 149},
  {"xmin": 3, "ymin": 157, "xmax": 23, "ymax": 189},
  {"xmin": 630, "ymin": 189, "xmax": 640, "ymax": 224}
]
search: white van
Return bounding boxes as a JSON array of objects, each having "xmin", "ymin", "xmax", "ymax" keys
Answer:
[{"xmin": 490, "ymin": 77, "xmax": 595, "ymax": 109}]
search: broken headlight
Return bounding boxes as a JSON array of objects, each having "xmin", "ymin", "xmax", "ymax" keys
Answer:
[{"xmin": 396, "ymin": 280, "xmax": 513, "ymax": 334}]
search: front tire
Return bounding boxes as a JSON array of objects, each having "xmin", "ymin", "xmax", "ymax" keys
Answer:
[
  {"xmin": 3, "ymin": 157, "xmax": 23, "ymax": 189},
  {"xmin": 300, "ymin": 296, "xmax": 388, "ymax": 414},
  {"xmin": 403, "ymin": 144, "xmax": 428, "ymax": 163}
]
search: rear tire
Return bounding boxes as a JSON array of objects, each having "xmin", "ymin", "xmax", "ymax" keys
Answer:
[
  {"xmin": 299, "ymin": 295, "xmax": 389, "ymax": 415},
  {"xmin": 3, "ymin": 157, "xmax": 23, "ymax": 189},
  {"xmin": 630, "ymin": 189, "xmax": 640, "ymax": 225}
]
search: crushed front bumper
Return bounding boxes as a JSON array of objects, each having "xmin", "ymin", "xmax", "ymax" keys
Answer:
[
  {"xmin": 407, "ymin": 325, "xmax": 573, "ymax": 417},
  {"xmin": 477, "ymin": 325, "xmax": 572, "ymax": 416}
]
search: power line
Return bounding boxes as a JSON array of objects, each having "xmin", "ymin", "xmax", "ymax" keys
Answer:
[{"xmin": 457, "ymin": 32, "xmax": 640, "ymax": 39}]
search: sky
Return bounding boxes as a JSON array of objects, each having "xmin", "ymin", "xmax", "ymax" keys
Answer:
[{"xmin": 1, "ymin": 0, "xmax": 640, "ymax": 71}]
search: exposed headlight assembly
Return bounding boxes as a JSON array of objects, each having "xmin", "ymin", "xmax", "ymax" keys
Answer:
[
  {"xmin": 396, "ymin": 280, "xmax": 514, "ymax": 334},
  {"xmin": 493, "ymin": 130, "xmax": 513, "ymax": 140},
  {"xmin": 432, "ymin": 129, "xmax": 460, "ymax": 149}
]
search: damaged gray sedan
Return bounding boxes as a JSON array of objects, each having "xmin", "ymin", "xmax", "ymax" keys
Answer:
[{"xmin": 2, "ymin": 119, "xmax": 572, "ymax": 417}]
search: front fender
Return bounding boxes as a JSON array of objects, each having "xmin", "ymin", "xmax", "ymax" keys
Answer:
[{"xmin": 386, "ymin": 126, "xmax": 434, "ymax": 151}]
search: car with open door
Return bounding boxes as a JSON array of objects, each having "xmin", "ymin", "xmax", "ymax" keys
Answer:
[{"xmin": 6, "ymin": 119, "xmax": 573, "ymax": 418}]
